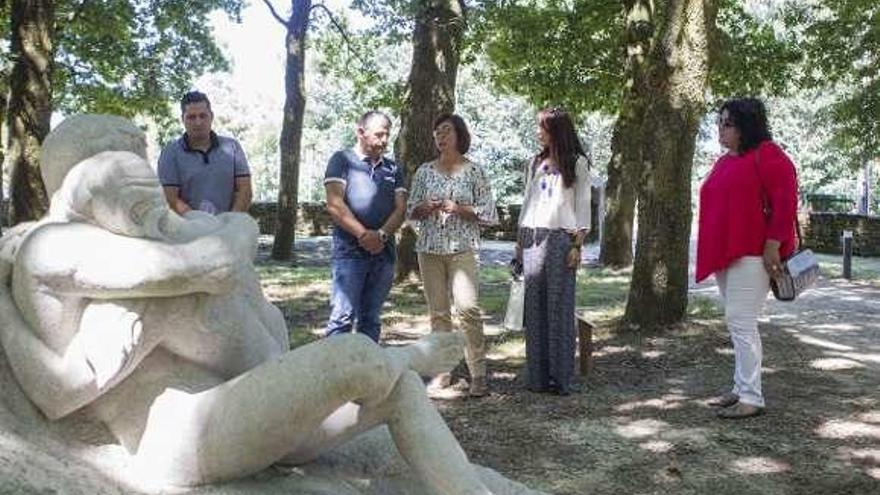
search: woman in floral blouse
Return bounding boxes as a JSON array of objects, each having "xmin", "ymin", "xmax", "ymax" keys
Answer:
[{"xmin": 407, "ymin": 113, "xmax": 498, "ymax": 397}]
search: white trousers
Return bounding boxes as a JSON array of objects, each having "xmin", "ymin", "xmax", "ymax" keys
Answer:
[{"xmin": 715, "ymin": 256, "xmax": 770, "ymax": 408}]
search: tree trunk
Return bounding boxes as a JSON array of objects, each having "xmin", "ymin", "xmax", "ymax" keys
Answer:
[
  {"xmin": 394, "ymin": 0, "xmax": 466, "ymax": 281},
  {"xmin": 0, "ymin": 0, "xmax": 9, "ymax": 235},
  {"xmin": 623, "ymin": 0, "xmax": 716, "ymax": 329},
  {"xmin": 7, "ymin": 0, "xmax": 53, "ymax": 224},
  {"xmin": 600, "ymin": 0, "xmax": 654, "ymax": 269},
  {"xmin": 270, "ymin": 0, "xmax": 311, "ymax": 261}
]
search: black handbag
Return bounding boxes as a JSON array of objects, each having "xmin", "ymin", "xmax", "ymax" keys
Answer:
[{"xmin": 753, "ymin": 146, "xmax": 819, "ymax": 302}]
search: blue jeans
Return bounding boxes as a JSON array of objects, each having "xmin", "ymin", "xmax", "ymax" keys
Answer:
[{"xmin": 326, "ymin": 255, "xmax": 396, "ymax": 342}]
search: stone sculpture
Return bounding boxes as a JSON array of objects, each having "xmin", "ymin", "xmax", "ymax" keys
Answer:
[{"xmin": 0, "ymin": 115, "xmax": 530, "ymax": 494}]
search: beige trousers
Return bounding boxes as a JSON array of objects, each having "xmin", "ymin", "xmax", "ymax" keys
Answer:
[{"xmin": 417, "ymin": 251, "xmax": 487, "ymax": 379}]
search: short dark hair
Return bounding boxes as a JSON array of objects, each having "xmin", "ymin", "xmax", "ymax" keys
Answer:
[
  {"xmin": 180, "ymin": 91, "xmax": 212, "ymax": 114},
  {"xmin": 432, "ymin": 113, "xmax": 471, "ymax": 154},
  {"xmin": 357, "ymin": 110, "xmax": 392, "ymax": 129},
  {"xmin": 719, "ymin": 97, "xmax": 773, "ymax": 152}
]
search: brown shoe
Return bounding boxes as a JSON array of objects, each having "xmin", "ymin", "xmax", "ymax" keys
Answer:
[
  {"xmin": 708, "ymin": 392, "xmax": 739, "ymax": 408},
  {"xmin": 469, "ymin": 377, "xmax": 489, "ymax": 397},
  {"xmin": 716, "ymin": 402, "xmax": 764, "ymax": 419}
]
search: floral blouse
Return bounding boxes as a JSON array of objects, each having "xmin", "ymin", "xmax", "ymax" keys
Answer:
[{"xmin": 407, "ymin": 159, "xmax": 498, "ymax": 254}]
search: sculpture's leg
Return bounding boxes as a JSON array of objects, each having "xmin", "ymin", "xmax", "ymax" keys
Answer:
[{"xmin": 133, "ymin": 333, "xmax": 490, "ymax": 494}]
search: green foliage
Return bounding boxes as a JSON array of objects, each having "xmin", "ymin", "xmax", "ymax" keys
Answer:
[
  {"xmin": 790, "ymin": 0, "xmax": 880, "ymax": 164},
  {"xmin": 709, "ymin": 0, "xmax": 803, "ymax": 100},
  {"xmin": 475, "ymin": 0, "xmax": 802, "ymax": 117},
  {"xmin": 53, "ymin": 0, "xmax": 244, "ymax": 119},
  {"xmin": 473, "ymin": 0, "xmax": 625, "ymax": 115}
]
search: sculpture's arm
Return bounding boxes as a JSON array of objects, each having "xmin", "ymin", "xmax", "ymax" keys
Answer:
[
  {"xmin": 22, "ymin": 217, "xmax": 256, "ymax": 299},
  {"xmin": 0, "ymin": 286, "xmax": 98, "ymax": 419}
]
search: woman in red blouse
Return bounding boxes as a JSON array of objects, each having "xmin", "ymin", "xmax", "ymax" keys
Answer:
[{"xmin": 696, "ymin": 97, "xmax": 798, "ymax": 419}]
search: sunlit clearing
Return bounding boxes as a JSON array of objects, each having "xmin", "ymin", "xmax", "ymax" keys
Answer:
[
  {"xmin": 817, "ymin": 420, "xmax": 880, "ymax": 439},
  {"xmin": 595, "ymin": 345, "xmax": 634, "ymax": 357},
  {"xmin": 714, "ymin": 347, "xmax": 735, "ymax": 356},
  {"xmin": 491, "ymin": 371, "xmax": 518, "ymax": 381},
  {"xmin": 806, "ymin": 322, "xmax": 862, "ymax": 333},
  {"xmin": 794, "ymin": 335, "xmax": 854, "ymax": 352},
  {"xmin": 640, "ymin": 440, "xmax": 673, "ymax": 453},
  {"xmin": 731, "ymin": 457, "xmax": 791, "ymax": 474},
  {"xmin": 858, "ymin": 412, "xmax": 880, "ymax": 424},
  {"xmin": 641, "ymin": 350, "xmax": 665, "ymax": 359},
  {"xmin": 616, "ymin": 394, "xmax": 687, "ymax": 412},
  {"xmin": 614, "ymin": 419, "xmax": 668, "ymax": 439},
  {"xmin": 810, "ymin": 358, "xmax": 864, "ymax": 370},
  {"xmin": 843, "ymin": 447, "xmax": 880, "ymax": 464},
  {"xmin": 827, "ymin": 350, "xmax": 880, "ymax": 365}
]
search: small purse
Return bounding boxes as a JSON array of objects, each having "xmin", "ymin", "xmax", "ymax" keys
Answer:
[
  {"xmin": 503, "ymin": 258, "xmax": 524, "ymax": 331},
  {"xmin": 770, "ymin": 244, "xmax": 819, "ymax": 301},
  {"xmin": 753, "ymin": 146, "xmax": 819, "ymax": 301}
]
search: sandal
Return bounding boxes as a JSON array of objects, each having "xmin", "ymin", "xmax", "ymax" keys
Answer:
[
  {"xmin": 708, "ymin": 392, "xmax": 739, "ymax": 408},
  {"xmin": 716, "ymin": 402, "xmax": 764, "ymax": 419}
]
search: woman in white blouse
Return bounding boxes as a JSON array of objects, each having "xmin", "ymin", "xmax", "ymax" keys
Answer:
[
  {"xmin": 516, "ymin": 107, "xmax": 591, "ymax": 396},
  {"xmin": 407, "ymin": 114, "xmax": 498, "ymax": 397}
]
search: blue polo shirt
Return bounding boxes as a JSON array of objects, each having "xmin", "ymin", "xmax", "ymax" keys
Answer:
[
  {"xmin": 157, "ymin": 132, "xmax": 250, "ymax": 214},
  {"xmin": 324, "ymin": 149, "xmax": 406, "ymax": 259}
]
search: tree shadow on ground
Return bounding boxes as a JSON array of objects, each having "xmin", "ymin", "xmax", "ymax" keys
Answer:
[{"xmin": 435, "ymin": 315, "xmax": 880, "ymax": 495}]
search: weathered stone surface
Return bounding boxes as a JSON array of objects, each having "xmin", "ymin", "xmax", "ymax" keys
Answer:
[{"xmin": 0, "ymin": 115, "xmax": 545, "ymax": 495}]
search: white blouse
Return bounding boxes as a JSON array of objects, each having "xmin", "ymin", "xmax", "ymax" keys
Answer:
[{"xmin": 518, "ymin": 155, "xmax": 592, "ymax": 231}]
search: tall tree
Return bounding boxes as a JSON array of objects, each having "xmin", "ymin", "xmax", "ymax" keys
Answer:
[
  {"xmin": 622, "ymin": 0, "xmax": 717, "ymax": 327},
  {"xmin": 7, "ymin": 0, "xmax": 54, "ymax": 223},
  {"xmin": 477, "ymin": 0, "xmax": 799, "ymax": 271},
  {"xmin": 265, "ymin": 0, "xmax": 312, "ymax": 261},
  {"xmin": 0, "ymin": 0, "xmax": 10, "ymax": 235},
  {"xmin": 791, "ymin": 0, "xmax": 880, "ymax": 168},
  {"xmin": 393, "ymin": 0, "xmax": 467, "ymax": 280},
  {"xmin": 4, "ymin": 0, "xmax": 244, "ymax": 224},
  {"xmin": 265, "ymin": 1, "xmax": 355, "ymax": 260},
  {"xmin": 600, "ymin": 0, "xmax": 652, "ymax": 268}
]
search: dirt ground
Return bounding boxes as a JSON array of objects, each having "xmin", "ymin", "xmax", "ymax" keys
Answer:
[
  {"xmin": 259, "ymin": 238, "xmax": 880, "ymax": 495},
  {"xmin": 428, "ymin": 279, "xmax": 880, "ymax": 495}
]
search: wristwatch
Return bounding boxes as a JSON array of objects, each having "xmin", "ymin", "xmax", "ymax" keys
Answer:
[{"xmin": 377, "ymin": 228, "xmax": 388, "ymax": 243}]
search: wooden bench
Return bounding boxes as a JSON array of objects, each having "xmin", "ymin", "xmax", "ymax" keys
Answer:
[{"xmin": 576, "ymin": 313, "xmax": 595, "ymax": 376}]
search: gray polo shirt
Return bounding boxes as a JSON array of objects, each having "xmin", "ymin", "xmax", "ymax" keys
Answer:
[{"xmin": 158, "ymin": 132, "xmax": 250, "ymax": 213}]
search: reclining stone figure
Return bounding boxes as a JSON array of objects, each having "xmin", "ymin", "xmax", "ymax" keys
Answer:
[{"xmin": 0, "ymin": 115, "xmax": 500, "ymax": 494}]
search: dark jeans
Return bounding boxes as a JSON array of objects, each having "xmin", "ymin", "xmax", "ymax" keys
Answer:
[{"xmin": 325, "ymin": 255, "xmax": 396, "ymax": 342}]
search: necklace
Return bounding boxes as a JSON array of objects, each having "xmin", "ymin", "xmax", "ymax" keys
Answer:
[{"xmin": 540, "ymin": 163, "xmax": 559, "ymax": 197}]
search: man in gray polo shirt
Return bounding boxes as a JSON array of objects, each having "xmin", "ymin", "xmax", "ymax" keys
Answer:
[{"xmin": 158, "ymin": 91, "xmax": 252, "ymax": 215}]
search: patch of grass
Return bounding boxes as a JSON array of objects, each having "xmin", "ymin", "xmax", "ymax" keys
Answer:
[
  {"xmin": 815, "ymin": 253, "xmax": 880, "ymax": 284},
  {"xmin": 688, "ymin": 294, "xmax": 723, "ymax": 320}
]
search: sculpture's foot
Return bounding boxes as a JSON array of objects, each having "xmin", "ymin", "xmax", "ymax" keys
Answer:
[{"xmin": 386, "ymin": 333, "xmax": 463, "ymax": 378}]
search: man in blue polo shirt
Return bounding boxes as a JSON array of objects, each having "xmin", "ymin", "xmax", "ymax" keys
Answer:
[
  {"xmin": 158, "ymin": 91, "xmax": 252, "ymax": 215},
  {"xmin": 324, "ymin": 111, "xmax": 407, "ymax": 342}
]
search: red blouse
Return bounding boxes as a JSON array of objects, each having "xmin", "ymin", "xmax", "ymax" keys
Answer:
[{"xmin": 696, "ymin": 141, "xmax": 798, "ymax": 282}]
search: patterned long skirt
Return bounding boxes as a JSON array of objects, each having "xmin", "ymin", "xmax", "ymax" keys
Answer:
[{"xmin": 521, "ymin": 227, "xmax": 577, "ymax": 393}]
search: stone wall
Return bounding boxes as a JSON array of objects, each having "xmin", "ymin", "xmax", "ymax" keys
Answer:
[
  {"xmin": 802, "ymin": 212, "xmax": 880, "ymax": 256},
  {"xmin": 0, "ymin": 193, "xmax": 606, "ymax": 242}
]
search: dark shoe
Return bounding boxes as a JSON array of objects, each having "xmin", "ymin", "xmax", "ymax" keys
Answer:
[
  {"xmin": 716, "ymin": 403, "xmax": 764, "ymax": 419},
  {"xmin": 708, "ymin": 392, "xmax": 739, "ymax": 408},
  {"xmin": 469, "ymin": 377, "xmax": 489, "ymax": 397}
]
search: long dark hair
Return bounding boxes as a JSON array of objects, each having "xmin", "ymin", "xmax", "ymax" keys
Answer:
[
  {"xmin": 719, "ymin": 97, "xmax": 773, "ymax": 152},
  {"xmin": 536, "ymin": 107, "xmax": 588, "ymax": 188}
]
